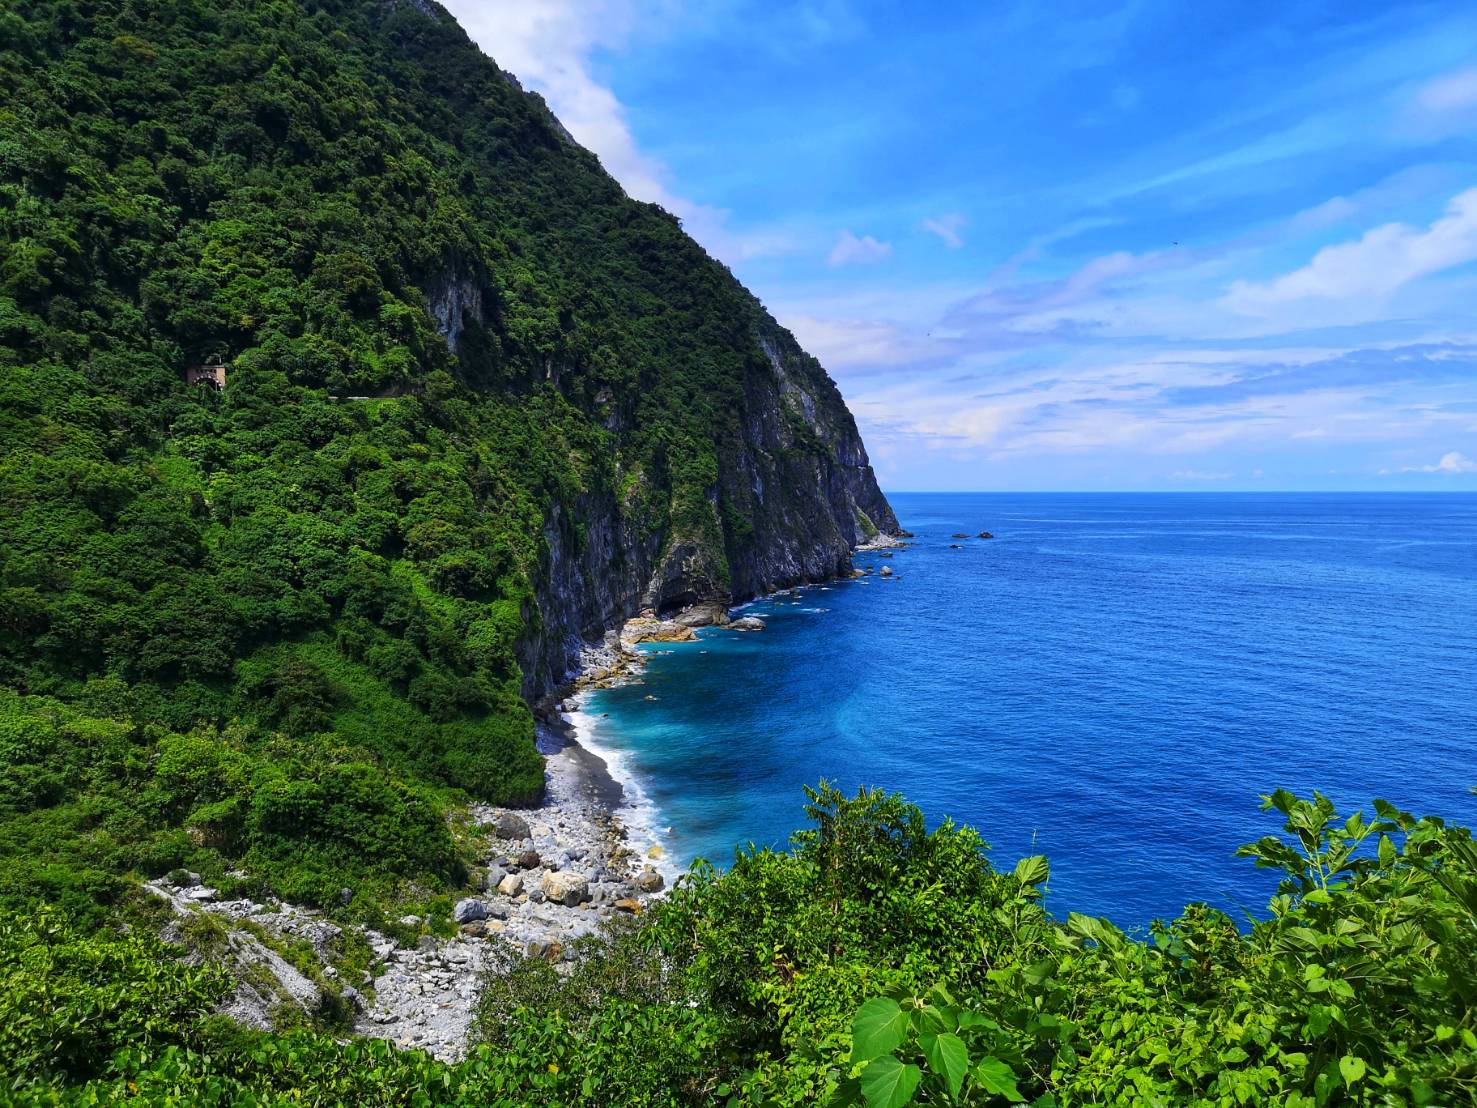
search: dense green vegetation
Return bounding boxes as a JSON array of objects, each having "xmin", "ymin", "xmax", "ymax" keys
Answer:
[
  {"xmin": 6, "ymin": 2, "xmax": 1474, "ymax": 1104},
  {"xmin": 5, "ymin": 785, "xmax": 1476, "ymax": 1105},
  {"xmin": 0, "ymin": 0, "xmax": 877, "ymax": 920}
]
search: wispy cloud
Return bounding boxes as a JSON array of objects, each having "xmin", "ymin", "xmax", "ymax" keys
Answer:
[
  {"xmin": 921, "ymin": 213, "xmax": 967, "ymax": 248},
  {"xmin": 828, "ymin": 230, "xmax": 893, "ymax": 267},
  {"xmin": 439, "ymin": 0, "xmax": 1477, "ymax": 488},
  {"xmin": 1223, "ymin": 188, "xmax": 1477, "ymax": 314},
  {"xmin": 1395, "ymin": 450, "xmax": 1477, "ymax": 474},
  {"xmin": 1416, "ymin": 66, "xmax": 1477, "ymax": 113},
  {"xmin": 441, "ymin": 0, "xmax": 796, "ymax": 264}
]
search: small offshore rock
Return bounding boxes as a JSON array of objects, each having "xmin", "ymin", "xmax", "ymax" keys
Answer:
[
  {"xmin": 729, "ymin": 616, "xmax": 766, "ymax": 632},
  {"xmin": 541, "ymin": 870, "xmax": 590, "ymax": 907},
  {"xmin": 621, "ymin": 617, "xmax": 697, "ymax": 644},
  {"xmin": 452, "ymin": 898, "xmax": 488, "ymax": 924},
  {"xmin": 634, "ymin": 867, "xmax": 665, "ymax": 893},
  {"xmin": 977, "ymin": 531, "xmax": 994, "ymax": 539},
  {"xmin": 951, "ymin": 532, "xmax": 970, "ymax": 539},
  {"xmin": 671, "ymin": 600, "xmax": 730, "ymax": 628},
  {"xmin": 879, "ymin": 566, "xmax": 893, "ymax": 577}
]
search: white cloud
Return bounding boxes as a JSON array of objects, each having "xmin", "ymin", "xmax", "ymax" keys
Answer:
[
  {"xmin": 1417, "ymin": 67, "xmax": 1477, "ymax": 113},
  {"xmin": 1403, "ymin": 450, "xmax": 1477, "ymax": 474},
  {"xmin": 1223, "ymin": 188, "xmax": 1477, "ymax": 314},
  {"xmin": 827, "ymin": 230, "xmax": 893, "ymax": 267},
  {"xmin": 921, "ymin": 213, "xmax": 966, "ymax": 248},
  {"xmin": 782, "ymin": 314, "xmax": 915, "ymax": 370}
]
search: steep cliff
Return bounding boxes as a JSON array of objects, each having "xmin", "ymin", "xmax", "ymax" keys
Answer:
[
  {"xmin": 375, "ymin": 1, "xmax": 899, "ymax": 691},
  {"xmin": 0, "ymin": 0, "xmax": 896, "ymax": 857}
]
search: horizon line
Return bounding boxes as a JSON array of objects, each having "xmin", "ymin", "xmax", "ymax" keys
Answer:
[{"xmin": 881, "ymin": 488, "xmax": 1477, "ymax": 495}]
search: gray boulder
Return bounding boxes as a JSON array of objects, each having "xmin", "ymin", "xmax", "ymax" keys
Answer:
[
  {"xmin": 672, "ymin": 601, "xmax": 731, "ymax": 628},
  {"xmin": 634, "ymin": 867, "xmax": 665, "ymax": 893},
  {"xmin": 729, "ymin": 616, "xmax": 766, "ymax": 632},
  {"xmin": 452, "ymin": 898, "xmax": 488, "ymax": 924},
  {"xmin": 490, "ymin": 812, "xmax": 531, "ymax": 840}
]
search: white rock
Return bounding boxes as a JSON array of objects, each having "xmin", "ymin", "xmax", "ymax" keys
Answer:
[{"xmin": 541, "ymin": 870, "xmax": 589, "ymax": 907}]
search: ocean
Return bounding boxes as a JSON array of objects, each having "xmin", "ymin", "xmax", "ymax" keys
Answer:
[{"xmin": 572, "ymin": 493, "xmax": 1477, "ymax": 926}]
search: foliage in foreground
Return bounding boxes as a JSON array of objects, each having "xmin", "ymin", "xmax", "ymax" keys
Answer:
[{"xmin": 4, "ymin": 785, "xmax": 1476, "ymax": 1106}]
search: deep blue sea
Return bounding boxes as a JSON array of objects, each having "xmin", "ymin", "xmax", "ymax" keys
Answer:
[{"xmin": 575, "ymin": 493, "xmax": 1477, "ymax": 926}]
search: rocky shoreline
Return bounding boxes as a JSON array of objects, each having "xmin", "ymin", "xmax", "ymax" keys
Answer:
[
  {"xmin": 142, "ymin": 545, "xmax": 906, "ymax": 1062},
  {"xmin": 144, "ymin": 699, "xmax": 673, "ymax": 1062}
]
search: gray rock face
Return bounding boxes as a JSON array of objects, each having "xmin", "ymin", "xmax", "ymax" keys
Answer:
[
  {"xmin": 729, "ymin": 616, "xmax": 766, "ymax": 632},
  {"xmin": 512, "ymin": 325, "xmax": 897, "ymax": 696},
  {"xmin": 425, "ymin": 267, "xmax": 483, "ymax": 356},
  {"xmin": 452, "ymin": 898, "xmax": 487, "ymax": 924}
]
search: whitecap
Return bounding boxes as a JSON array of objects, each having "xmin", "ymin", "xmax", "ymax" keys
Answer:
[{"xmin": 564, "ymin": 698, "xmax": 684, "ymax": 885}]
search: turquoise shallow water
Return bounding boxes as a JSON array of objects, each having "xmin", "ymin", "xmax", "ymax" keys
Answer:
[{"xmin": 577, "ymin": 493, "xmax": 1477, "ymax": 925}]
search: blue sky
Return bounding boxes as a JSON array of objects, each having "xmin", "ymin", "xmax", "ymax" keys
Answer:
[{"xmin": 444, "ymin": 0, "xmax": 1477, "ymax": 491}]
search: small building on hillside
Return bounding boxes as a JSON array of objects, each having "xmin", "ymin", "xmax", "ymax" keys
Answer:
[{"xmin": 185, "ymin": 353, "xmax": 228, "ymax": 391}]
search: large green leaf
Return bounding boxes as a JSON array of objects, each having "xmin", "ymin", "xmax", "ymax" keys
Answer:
[
  {"xmin": 920, "ymin": 1032, "xmax": 970, "ymax": 1098},
  {"xmin": 860, "ymin": 1057, "xmax": 922, "ymax": 1108},
  {"xmin": 1339, "ymin": 1055, "xmax": 1366, "ymax": 1086},
  {"xmin": 974, "ymin": 1057, "xmax": 1025, "ymax": 1102},
  {"xmin": 852, "ymin": 998, "xmax": 909, "ymax": 1062},
  {"xmin": 1014, "ymin": 854, "xmax": 1050, "ymax": 886}
]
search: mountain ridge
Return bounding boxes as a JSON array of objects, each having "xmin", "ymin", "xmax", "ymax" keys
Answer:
[{"xmin": 0, "ymin": 0, "xmax": 894, "ymax": 914}]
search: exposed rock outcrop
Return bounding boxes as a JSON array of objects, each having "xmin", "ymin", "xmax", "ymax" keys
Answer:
[{"xmin": 503, "ymin": 325, "xmax": 898, "ymax": 697}]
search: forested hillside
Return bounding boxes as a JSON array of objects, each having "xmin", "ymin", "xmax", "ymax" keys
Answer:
[
  {"xmin": 4, "ymin": 2, "xmax": 1475, "ymax": 1106},
  {"xmin": 0, "ymin": 0, "xmax": 893, "ymax": 918}
]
